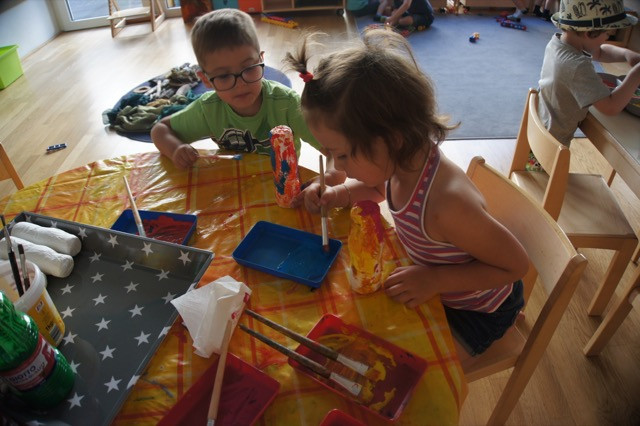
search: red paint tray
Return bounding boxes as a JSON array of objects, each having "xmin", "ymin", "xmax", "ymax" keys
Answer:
[
  {"xmin": 289, "ymin": 314, "xmax": 427, "ymax": 422},
  {"xmin": 159, "ymin": 353, "xmax": 279, "ymax": 426}
]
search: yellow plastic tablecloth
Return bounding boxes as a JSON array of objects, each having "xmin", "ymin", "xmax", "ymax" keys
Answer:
[{"xmin": 0, "ymin": 151, "xmax": 467, "ymax": 425}]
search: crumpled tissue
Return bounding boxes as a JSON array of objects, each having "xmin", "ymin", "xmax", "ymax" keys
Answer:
[{"xmin": 171, "ymin": 275, "xmax": 251, "ymax": 358}]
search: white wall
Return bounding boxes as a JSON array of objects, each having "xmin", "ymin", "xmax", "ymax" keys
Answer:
[{"xmin": 0, "ymin": 0, "xmax": 60, "ymax": 59}]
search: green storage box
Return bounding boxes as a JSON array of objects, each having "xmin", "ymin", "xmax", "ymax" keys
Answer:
[{"xmin": 0, "ymin": 45, "xmax": 23, "ymax": 89}]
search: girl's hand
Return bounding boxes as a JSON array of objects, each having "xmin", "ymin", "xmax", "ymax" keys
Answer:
[
  {"xmin": 384, "ymin": 265, "xmax": 440, "ymax": 309},
  {"xmin": 172, "ymin": 144, "xmax": 199, "ymax": 169},
  {"xmin": 293, "ymin": 182, "xmax": 339, "ymax": 214}
]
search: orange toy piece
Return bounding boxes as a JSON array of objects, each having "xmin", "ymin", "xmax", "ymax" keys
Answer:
[{"xmin": 260, "ymin": 14, "xmax": 299, "ymax": 29}]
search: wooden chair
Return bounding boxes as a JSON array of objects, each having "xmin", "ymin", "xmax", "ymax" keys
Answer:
[
  {"xmin": 509, "ymin": 88, "xmax": 637, "ymax": 316},
  {"xmin": 584, "ymin": 266, "xmax": 640, "ymax": 356},
  {"xmin": 0, "ymin": 143, "xmax": 24, "ymax": 191},
  {"xmin": 466, "ymin": 156, "xmax": 587, "ymax": 425},
  {"xmin": 108, "ymin": 0, "xmax": 166, "ymax": 38}
]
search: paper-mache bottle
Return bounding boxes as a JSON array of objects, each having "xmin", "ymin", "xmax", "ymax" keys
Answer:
[
  {"xmin": 347, "ymin": 200, "xmax": 388, "ymax": 294},
  {"xmin": 269, "ymin": 125, "xmax": 300, "ymax": 208},
  {"xmin": 0, "ymin": 290, "xmax": 75, "ymax": 409}
]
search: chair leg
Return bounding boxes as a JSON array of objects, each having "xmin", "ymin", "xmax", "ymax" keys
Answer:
[
  {"xmin": 632, "ymin": 243, "xmax": 640, "ymax": 264},
  {"xmin": 588, "ymin": 240, "xmax": 636, "ymax": 316},
  {"xmin": 584, "ymin": 270, "xmax": 640, "ymax": 356}
]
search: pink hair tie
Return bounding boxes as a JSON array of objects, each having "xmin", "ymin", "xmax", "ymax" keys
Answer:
[{"xmin": 299, "ymin": 71, "xmax": 314, "ymax": 83}]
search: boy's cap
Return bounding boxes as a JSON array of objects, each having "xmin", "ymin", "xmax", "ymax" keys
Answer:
[{"xmin": 551, "ymin": 0, "xmax": 637, "ymax": 31}]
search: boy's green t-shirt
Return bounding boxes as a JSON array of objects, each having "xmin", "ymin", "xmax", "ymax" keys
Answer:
[{"xmin": 169, "ymin": 79, "xmax": 321, "ymax": 156}]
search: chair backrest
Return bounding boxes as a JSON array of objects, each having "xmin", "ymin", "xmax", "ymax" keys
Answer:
[
  {"xmin": 467, "ymin": 157, "xmax": 587, "ymax": 424},
  {"xmin": 508, "ymin": 88, "xmax": 570, "ymax": 220},
  {"xmin": 0, "ymin": 143, "xmax": 24, "ymax": 191}
]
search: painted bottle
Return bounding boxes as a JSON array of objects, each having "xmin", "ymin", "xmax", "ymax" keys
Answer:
[
  {"xmin": 269, "ymin": 125, "xmax": 300, "ymax": 208},
  {"xmin": 0, "ymin": 290, "xmax": 75, "ymax": 410}
]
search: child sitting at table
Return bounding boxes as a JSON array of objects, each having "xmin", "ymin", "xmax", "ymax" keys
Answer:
[
  {"xmin": 285, "ymin": 29, "xmax": 529, "ymax": 363},
  {"xmin": 538, "ymin": 0, "xmax": 640, "ymax": 147},
  {"xmin": 150, "ymin": 9, "xmax": 344, "ymax": 188}
]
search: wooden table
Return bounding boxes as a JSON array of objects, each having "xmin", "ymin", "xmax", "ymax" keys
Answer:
[
  {"xmin": 580, "ymin": 107, "xmax": 640, "ymax": 199},
  {"xmin": 0, "ymin": 151, "xmax": 467, "ymax": 425}
]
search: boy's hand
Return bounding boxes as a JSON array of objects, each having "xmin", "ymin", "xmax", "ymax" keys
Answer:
[
  {"xmin": 172, "ymin": 144, "xmax": 199, "ymax": 169},
  {"xmin": 384, "ymin": 265, "xmax": 439, "ymax": 308}
]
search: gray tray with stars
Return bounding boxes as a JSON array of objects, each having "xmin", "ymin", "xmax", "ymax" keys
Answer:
[{"xmin": 3, "ymin": 211, "xmax": 214, "ymax": 425}]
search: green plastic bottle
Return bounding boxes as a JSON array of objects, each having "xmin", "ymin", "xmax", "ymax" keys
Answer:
[{"xmin": 0, "ymin": 290, "xmax": 75, "ymax": 410}]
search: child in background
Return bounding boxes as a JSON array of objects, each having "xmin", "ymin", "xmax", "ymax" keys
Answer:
[
  {"xmin": 374, "ymin": 0, "xmax": 434, "ymax": 30},
  {"xmin": 285, "ymin": 29, "xmax": 529, "ymax": 364},
  {"xmin": 151, "ymin": 9, "xmax": 345, "ymax": 188},
  {"xmin": 539, "ymin": 0, "xmax": 640, "ymax": 146}
]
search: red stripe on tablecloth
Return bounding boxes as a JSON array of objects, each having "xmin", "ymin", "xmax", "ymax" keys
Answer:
[
  {"xmin": 176, "ymin": 326, "xmax": 185, "ymax": 397},
  {"xmin": 416, "ymin": 308, "xmax": 461, "ymax": 409},
  {"xmin": 32, "ymin": 175, "xmax": 55, "ymax": 213}
]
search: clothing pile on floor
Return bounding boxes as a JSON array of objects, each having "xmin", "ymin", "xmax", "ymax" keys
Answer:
[{"xmin": 103, "ymin": 63, "xmax": 202, "ymax": 134}]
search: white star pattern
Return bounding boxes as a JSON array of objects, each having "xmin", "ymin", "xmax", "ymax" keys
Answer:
[
  {"xmin": 134, "ymin": 331, "xmax": 151, "ymax": 346},
  {"xmin": 178, "ymin": 251, "xmax": 191, "ymax": 265},
  {"xmin": 95, "ymin": 318, "xmax": 111, "ymax": 331},
  {"xmin": 127, "ymin": 374, "xmax": 140, "ymax": 389},
  {"xmin": 141, "ymin": 242, "xmax": 153, "ymax": 256},
  {"xmin": 60, "ymin": 284, "xmax": 74, "ymax": 294},
  {"xmin": 90, "ymin": 252, "xmax": 101, "ymax": 262},
  {"xmin": 91, "ymin": 272, "xmax": 104, "ymax": 283},
  {"xmin": 93, "ymin": 294, "xmax": 107, "ymax": 305},
  {"xmin": 61, "ymin": 306, "xmax": 75, "ymax": 318},
  {"xmin": 69, "ymin": 360, "xmax": 80, "ymax": 374},
  {"xmin": 67, "ymin": 392, "xmax": 84, "ymax": 409},
  {"xmin": 100, "ymin": 345, "xmax": 115, "ymax": 360},
  {"xmin": 162, "ymin": 292, "xmax": 176, "ymax": 304},
  {"xmin": 157, "ymin": 269, "xmax": 169, "ymax": 280},
  {"xmin": 25, "ymin": 216, "xmax": 32, "ymax": 222},
  {"xmin": 108, "ymin": 234, "xmax": 119, "ymax": 247},
  {"xmin": 122, "ymin": 260, "xmax": 134, "ymax": 271},
  {"xmin": 158, "ymin": 326, "xmax": 171, "ymax": 338},
  {"xmin": 50, "ymin": 221, "xmax": 57, "ymax": 228},
  {"xmin": 77, "ymin": 227, "xmax": 87, "ymax": 238},
  {"xmin": 125, "ymin": 282, "xmax": 139, "ymax": 293},
  {"xmin": 129, "ymin": 304, "xmax": 143, "ymax": 317},
  {"xmin": 104, "ymin": 376, "xmax": 121, "ymax": 393},
  {"xmin": 62, "ymin": 332, "xmax": 77, "ymax": 345}
]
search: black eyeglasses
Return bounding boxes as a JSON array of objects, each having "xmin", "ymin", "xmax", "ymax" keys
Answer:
[{"xmin": 206, "ymin": 63, "xmax": 265, "ymax": 92}]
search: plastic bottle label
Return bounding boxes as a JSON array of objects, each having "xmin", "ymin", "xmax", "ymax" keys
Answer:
[{"xmin": 1, "ymin": 333, "xmax": 56, "ymax": 391}]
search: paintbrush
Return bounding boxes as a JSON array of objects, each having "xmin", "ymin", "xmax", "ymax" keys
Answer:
[
  {"xmin": 17, "ymin": 244, "xmax": 30, "ymax": 291},
  {"xmin": 319, "ymin": 155, "xmax": 329, "ymax": 253},
  {"xmin": 0, "ymin": 215, "xmax": 23, "ymax": 297},
  {"xmin": 239, "ymin": 323, "xmax": 363, "ymax": 398},
  {"xmin": 245, "ymin": 309, "xmax": 371, "ymax": 376},
  {"xmin": 207, "ymin": 319, "xmax": 234, "ymax": 426},
  {"xmin": 122, "ymin": 176, "xmax": 146, "ymax": 238}
]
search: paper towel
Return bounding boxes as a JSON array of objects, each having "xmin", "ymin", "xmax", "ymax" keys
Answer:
[
  {"xmin": 11, "ymin": 222, "xmax": 82, "ymax": 256},
  {"xmin": 0, "ymin": 236, "xmax": 74, "ymax": 278},
  {"xmin": 171, "ymin": 275, "xmax": 251, "ymax": 358}
]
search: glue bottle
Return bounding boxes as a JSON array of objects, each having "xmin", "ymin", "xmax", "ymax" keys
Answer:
[{"xmin": 0, "ymin": 290, "xmax": 74, "ymax": 409}]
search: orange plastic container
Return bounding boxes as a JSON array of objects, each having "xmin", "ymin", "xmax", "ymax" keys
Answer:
[{"xmin": 239, "ymin": 0, "xmax": 262, "ymax": 12}]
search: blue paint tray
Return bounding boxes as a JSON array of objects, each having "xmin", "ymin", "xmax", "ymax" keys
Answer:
[
  {"xmin": 232, "ymin": 221, "xmax": 342, "ymax": 288},
  {"xmin": 111, "ymin": 209, "xmax": 197, "ymax": 246}
]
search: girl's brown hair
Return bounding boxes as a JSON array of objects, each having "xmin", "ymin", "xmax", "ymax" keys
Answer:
[{"xmin": 284, "ymin": 28, "xmax": 456, "ymax": 170}]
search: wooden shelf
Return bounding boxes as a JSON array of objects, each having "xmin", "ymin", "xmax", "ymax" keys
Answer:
[{"xmin": 262, "ymin": 0, "xmax": 344, "ymax": 14}]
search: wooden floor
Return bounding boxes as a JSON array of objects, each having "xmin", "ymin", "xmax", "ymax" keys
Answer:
[{"xmin": 0, "ymin": 13, "xmax": 638, "ymax": 425}]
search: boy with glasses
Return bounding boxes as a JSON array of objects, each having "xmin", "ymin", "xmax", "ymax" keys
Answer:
[
  {"xmin": 151, "ymin": 9, "xmax": 332, "ymax": 175},
  {"xmin": 538, "ymin": 0, "xmax": 639, "ymax": 147}
]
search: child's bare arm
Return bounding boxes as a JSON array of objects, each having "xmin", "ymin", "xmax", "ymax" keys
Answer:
[
  {"xmin": 386, "ymin": 0, "xmax": 412, "ymax": 25},
  {"xmin": 150, "ymin": 116, "xmax": 199, "ymax": 169},
  {"xmin": 593, "ymin": 62, "xmax": 640, "ymax": 115},
  {"xmin": 592, "ymin": 44, "xmax": 640, "ymax": 66}
]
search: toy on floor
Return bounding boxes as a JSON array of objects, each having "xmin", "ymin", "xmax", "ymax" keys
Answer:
[
  {"xmin": 469, "ymin": 32, "xmax": 480, "ymax": 42},
  {"xmin": 496, "ymin": 17, "xmax": 527, "ymax": 30},
  {"xmin": 261, "ymin": 13, "xmax": 298, "ymax": 29}
]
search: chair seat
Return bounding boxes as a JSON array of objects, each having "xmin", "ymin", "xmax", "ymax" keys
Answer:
[
  {"xmin": 511, "ymin": 171, "xmax": 635, "ymax": 239},
  {"xmin": 464, "ymin": 325, "xmax": 525, "ymax": 383},
  {"xmin": 108, "ymin": 6, "xmax": 151, "ymax": 19}
]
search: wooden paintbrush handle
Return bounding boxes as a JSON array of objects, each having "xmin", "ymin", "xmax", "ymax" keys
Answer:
[
  {"xmin": 207, "ymin": 319, "xmax": 234, "ymax": 425},
  {"xmin": 238, "ymin": 323, "xmax": 331, "ymax": 378}
]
